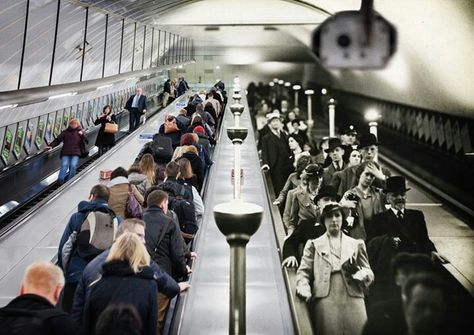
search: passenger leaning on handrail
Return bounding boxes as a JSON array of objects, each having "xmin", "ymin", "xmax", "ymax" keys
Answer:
[
  {"xmin": 45, "ymin": 118, "xmax": 88, "ymax": 184},
  {"xmin": 296, "ymin": 203, "xmax": 374, "ymax": 335}
]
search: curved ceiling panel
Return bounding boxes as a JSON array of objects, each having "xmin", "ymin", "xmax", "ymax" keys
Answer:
[{"xmin": 74, "ymin": 0, "xmax": 205, "ymax": 24}]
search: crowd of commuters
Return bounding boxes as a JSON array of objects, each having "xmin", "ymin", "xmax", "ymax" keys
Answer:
[
  {"xmin": 252, "ymin": 87, "xmax": 455, "ymax": 334},
  {"xmin": 0, "ymin": 82, "xmax": 227, "ymax": 334}
]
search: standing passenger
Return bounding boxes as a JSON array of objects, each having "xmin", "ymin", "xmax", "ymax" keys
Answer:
[
  {"xmin": 296, "ymin": 203, "xmax": 374, "ymax": 335},
  {"xmin": 163, "ymin": 79, "xmax": 171, "ymax": 107},
  {"xmin": 125, "ymin": 87, "xmax": 147, "ymax": 132},
  {"xmin": 57, "ymin": 184, "xmax": 117, "ymax": 313},
  {"xmin": 46, "ymin": 118, "xmax": 88, "ymax": 184},
  {"xmin": 94, "ymin": 105, "xmax": 117, "ymax": 156},
  {"xmin": 261, "ymin": 111, "xmax": 294, "ymax": 196},
  {"xmin": 83, "ymin": 233, "xmax": 158, "ymax": 335},
  {"xmin": 341, "ymin": 161, "xmax": 386, "ymax": 241},
  {"xmin": 0, "ymin": 262, "xmax": 82, "ymax": 335}
]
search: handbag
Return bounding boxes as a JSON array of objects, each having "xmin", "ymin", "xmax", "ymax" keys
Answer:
[
  {"xmin": 79, "ymin": 138, "xmax": 89, "ymax": 158},
  {"xmin": 125, "ymin": 184, "xmax": 143, "ymax": 219},
  {"xmin": 104, "ymin": 122, "xmax": 118, "ymax": 134}
]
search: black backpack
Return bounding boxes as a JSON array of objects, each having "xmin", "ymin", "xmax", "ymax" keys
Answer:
[
  {"xmin": 0, "ymin": 307, "xmax": 67, "ymax": 335},
  {"xmin": 135, "ymin": 134, "xmax": 173, "ymax": 164},
  {"xmin": 169, "ymin": 197, "xmax": 198, "ymax": 238},
  {"xmin": 160, "ymin": 182, "xmax": 197, "ymax": 240}
]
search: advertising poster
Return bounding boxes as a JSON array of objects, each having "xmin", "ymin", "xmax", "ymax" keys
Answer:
[
  {"xmin": 13, "ymin": 125, "xmax": 25, "ymax": 159},
  {"xmin": 2, "ymin": 128, "xmax": 13, "ymax": 164},
  {"xmin": 35, "ymin": 120, "xmax": 45, "ymax": 149}
]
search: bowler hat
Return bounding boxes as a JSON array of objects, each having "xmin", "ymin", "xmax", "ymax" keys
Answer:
[
  {"xmin": 324, "ymin": 137, "xmax": 344, "ymax": 153},
  {"xmin": 358, "ymin": 133, "xmax": 379, "ymax": 149},
  {"xmin": 314, "ymin": 185, "xmax": 341, "ymax": 203},
  {"xmin": 383, "ymin": 176, "xmax": 411, "ymax": 193},
  {"xmin": 319, "ymin": 203, "xmax": 350, "ymax": 223},
  {"xmin": 339, "ymin": 124, "xmax": 358, "ymax": 135}
]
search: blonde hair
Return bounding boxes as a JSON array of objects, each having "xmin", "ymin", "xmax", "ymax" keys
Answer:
[
  {"xmin": 183, "ymin": 145, "xmax": 198, "ymax": 155},
  {"xmin": 177, "ymin": 158, "xmax": 194, "ymax": 179},
  {"xmin": 23, "ymin": 261, "xmax": 64, "ymax": 293},
  {"xmin": 106, "ymin": 232, "xmax": 150, "ymax": 273},
  {"xmin": 139, "ymin": 153, "xmax": 156, "ymax": 184}
]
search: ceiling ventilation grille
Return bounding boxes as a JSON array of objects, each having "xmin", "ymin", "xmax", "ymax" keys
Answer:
[{"xmin": 204, "ymin": 27, "xmax": 220, "ymax": 31}]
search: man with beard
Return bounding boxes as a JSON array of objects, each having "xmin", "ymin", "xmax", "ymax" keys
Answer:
[{"xmin": 369, "ymin": 176, "xmax": 447, "ymax": 263}]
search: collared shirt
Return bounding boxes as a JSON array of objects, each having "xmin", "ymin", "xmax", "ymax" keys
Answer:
[
  {"xmin": 390, "ymin": 207, "xmax": 405, "ymax": 218},
  {"xmin": 131, "ymin": 94, "xmax": 140, "ymax": 108}
]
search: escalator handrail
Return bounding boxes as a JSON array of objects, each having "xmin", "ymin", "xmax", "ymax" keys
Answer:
[{"xmin": 261, "ymin": 170, "xmax": 315, "ymax": 335}]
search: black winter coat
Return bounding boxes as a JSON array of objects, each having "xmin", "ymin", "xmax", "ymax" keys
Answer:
[
  {"xmin": 143, "ymin": 206, "xmax": 187, "ymax": 279},
  {"xmin": 0, "ymin": 294, "xmax": 82, "ymax": 335},
  {"xmin": 181, "ymin": 151, "xmax": 204, "ymax": 191},
  {"xmin": 94, "ymin": 114, "xmax": 117, "ymax": 147},
  {"xmin": 83, "ymin": 260, "xmax": 157, "ymax": 335}
]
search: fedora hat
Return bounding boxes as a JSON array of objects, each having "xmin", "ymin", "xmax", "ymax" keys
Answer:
[
  {"xmin": 314, "ymin": 185, "xmax": 341, "ymax": 203},
  {"xmin": 319, "ymin": 203, "xmax": 350, "ymax": 223},
  {"xmin": 324, "ymin": 137, "xmax": 344, "ymax": 153},
  {"xmin": 383, "ymin": 176, "xmax": 411, "ymax": 193},
  {"xmin": 358, "ymin": 133, "xmax": 379, "ymax": 149}
]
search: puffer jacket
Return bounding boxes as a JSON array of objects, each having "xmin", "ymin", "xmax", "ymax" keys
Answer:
[
  {"xmin": 108, "ymin": 176, "xmax": 144, "ymax": 219},
  {"xmin": 49, "ymin": 126, "xmax": 88, "ymax": 157},
  {"xmin": 128, "ymin": 172, "xmax": 151, "ymax": 197}
]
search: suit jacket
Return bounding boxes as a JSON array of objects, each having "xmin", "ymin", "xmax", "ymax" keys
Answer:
[
  {"xmin": 289, "ymin": 188, "xmax": 319, "ymax": 231},
  {"xmin": 296, "ymin": 234, "xmax": 374, "ymax": 298},
  {"xmin": 261, "ymin": 130, "xmax": 292, "ymax": 171},
  {"xmin": 125, "ymin": 94, "xmax": 148, "ymax": 113},
  {"xmin": 369, "ymin": 209, "xmax": 436, "ymax": 254},
  {"xmin": 321, "ymin": 161, "xmax": 346, "ymax": 188}
]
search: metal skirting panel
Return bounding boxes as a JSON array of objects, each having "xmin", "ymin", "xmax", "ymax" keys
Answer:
[{"xmin": 177, "ymin": 93, "xmax": 294, "ymax": 334}]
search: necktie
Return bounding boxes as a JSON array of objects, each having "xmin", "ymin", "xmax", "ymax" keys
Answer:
[{"xmin": 397, "ymin": 210, "xmax": 403, "ymax": 220}]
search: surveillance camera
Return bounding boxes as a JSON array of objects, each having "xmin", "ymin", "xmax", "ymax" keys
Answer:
[{"xmin": 312, "ymin": 11, "xmax": 397, "ymax": 69}]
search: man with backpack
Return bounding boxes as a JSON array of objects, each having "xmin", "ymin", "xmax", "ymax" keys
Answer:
[
  {"xmin": 0, "ymin": 261, "xmax": 82, "ymax": 335},
  {"xmin": 143, "ymin": 190, "xmax": 191, "ymax": 332},
  {"xmin": 57, "ymin": 184, "xmax": 120, "ymax": 313},
  {"xmin": 159, "ymin": 161, "xmax": 202, "ymax": 241}
]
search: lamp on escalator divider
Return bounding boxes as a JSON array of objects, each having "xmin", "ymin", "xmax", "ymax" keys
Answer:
[
  {"xmin": 213, "ymin": 200, "xmax": 263, "ymax": 335},
  {"xmin": 230, "ymin": 103, "xmax": 245, "ymax": 127}
]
